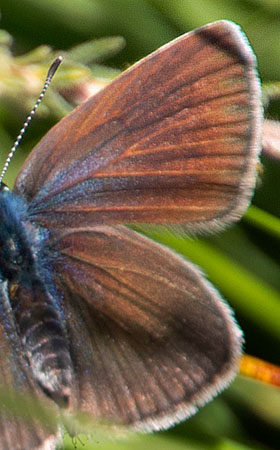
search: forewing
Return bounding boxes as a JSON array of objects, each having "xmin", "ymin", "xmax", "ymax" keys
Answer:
[
  {"xmin": 52, "ymin": 226, "xmax": 242, "ymax": 429},
  {"xmin": 0, "ymin": 282, "xmax": 59, "ymax": 450},
  {"xmin": 14, "ymin": 20, "xmax": 261, "ymax": 234}
]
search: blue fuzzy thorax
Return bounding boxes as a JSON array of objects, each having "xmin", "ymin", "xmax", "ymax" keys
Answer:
[
  {"xmin": 0, "ymin": 188, "xmax": 65, "ymax": 315},
  {"xmin": 0, "ymin": 190, "xmax": 42, "ymax": 282}
]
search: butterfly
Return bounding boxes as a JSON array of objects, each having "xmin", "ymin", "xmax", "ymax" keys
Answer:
[{"xmin": 0, "ymin": 20, "xmax": 262, "ymax": 449}]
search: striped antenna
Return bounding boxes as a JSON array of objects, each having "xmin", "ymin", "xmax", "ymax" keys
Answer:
[{"xmin": 0, "ymin": 56, "xmax": 63, "ymax": 183}]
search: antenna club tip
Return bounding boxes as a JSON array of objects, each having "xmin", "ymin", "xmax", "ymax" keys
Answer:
[{"xmin": 47, "ymin": 56, "xmax": 63, "ymax": 79}]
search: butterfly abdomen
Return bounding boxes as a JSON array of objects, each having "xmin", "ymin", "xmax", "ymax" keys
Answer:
[
  {"xmin": 10, "ymin": 277, "xmax": 73, "ymax": 407},
  {"xmin": 0, "ymin": 190, "xmax": 73, "ymax": 407}
]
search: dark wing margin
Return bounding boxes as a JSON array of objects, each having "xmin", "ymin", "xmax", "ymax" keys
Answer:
[
  {"xmin": 14, "ymin": 20, "xmax": 262, "ymax": 234},
  {"xmin": 52, "ymin": 225, "xmax": 243, "ymax": 430}
]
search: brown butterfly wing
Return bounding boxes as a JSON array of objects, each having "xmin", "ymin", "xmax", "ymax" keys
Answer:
[
  {"xmin": 52, "ymin": 226, "xmax": 242, "ymax": 429},
  {"xmin": 0, "ymin": 286, "xmax": 59, "ymax": 450},
  {"xmin": 14, "ymin": 20, "xmax": 261, "ymax": 234},
  {"xmin": 10, "ymin": 19, "xmax": 258, "ymax": 434}
]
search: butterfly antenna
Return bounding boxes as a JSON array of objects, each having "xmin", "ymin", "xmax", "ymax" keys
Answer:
[{"xmin": 0, "ymin": 56, "xmax": 63, "ymax": 184}]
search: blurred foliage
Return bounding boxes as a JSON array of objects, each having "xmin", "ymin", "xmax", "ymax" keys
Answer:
[{"xmin": 0, "ymin": 0, "xmax": 280, "ymax": 449}]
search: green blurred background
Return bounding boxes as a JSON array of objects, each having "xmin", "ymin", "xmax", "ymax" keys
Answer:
[{"xmin": 0, "ymin": 0, "xmax": 280, "ymax": 449}]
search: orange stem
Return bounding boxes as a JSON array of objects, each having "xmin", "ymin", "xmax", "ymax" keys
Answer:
[{"xmin": 239, "ymin": 354, "xmax": 280, "ymax": 387}]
